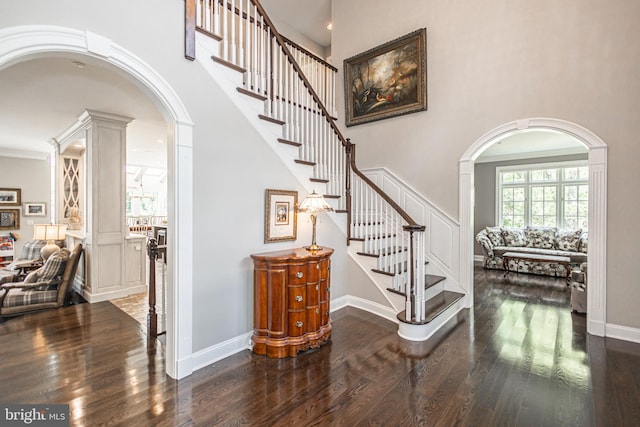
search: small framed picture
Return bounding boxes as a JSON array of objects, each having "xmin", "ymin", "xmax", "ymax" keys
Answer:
[
  {"xmin": 265, "ymin": 189, "xmax": 298, "ymax": 243},
  {"xmin": 0, "ymin": 188, "xmax": 21, "ymax": 206},
  {"xmin": 23, "ymin": 202, "xmax": 47, "ymax": 217},
  {"xmin": 0, "ymin": 209, "xmax": 20, "ymax": 230}
]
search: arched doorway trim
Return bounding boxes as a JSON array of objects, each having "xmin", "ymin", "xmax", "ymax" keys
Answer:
[
  {"xmin": 459, "ymin": 118, "xmax": 607, "ymax": 336},
  {"xmin": 0, "ymin": 25, "xmax": 195, "ymax": 378}
]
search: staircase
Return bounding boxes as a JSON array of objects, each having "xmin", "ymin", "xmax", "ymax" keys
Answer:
[{"xmin": 186, "ymin": 0, "xmax": 465, "ymax": 341}]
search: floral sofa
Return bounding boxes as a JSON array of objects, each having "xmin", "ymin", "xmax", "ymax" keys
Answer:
[{"xmin": 475, "ymin": 226, "xmax": 588, "ymax": 278}]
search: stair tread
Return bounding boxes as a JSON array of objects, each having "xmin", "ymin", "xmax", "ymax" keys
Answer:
[
  {"xmin": 258, "ymin": 114, "xmax": 285, "ymax": 125},
  {"xmin": 237, "ymin": 87, "xmax": 267, "ymax": 101},
  {"xmin": 356, "ymin": 246, "xmax": 408, "ymax": 258},
  {"xmin": 310, "ymin": 178, "xmax": 329, "ymax": 183},
  {"xmin": 397, "ymin": 291, "xmax": 464, "ymax": 325},
  {"xmin": 211, "ymin": 56, "xmax": 246, "ymax": 73},
  {"xmin": 277, "ymin": 138, "xmax": 301, "ymax": 147},
  {"xmin": 371, "ymin": 260, "xmax": 429, "ymax": 277},
  {"xmin": 383, "ymin": 274, "xmax": 444, "ymax": 294},
  {"xmin": 295, "ymin": 159, "xmax": 315, "ymax": 166}
]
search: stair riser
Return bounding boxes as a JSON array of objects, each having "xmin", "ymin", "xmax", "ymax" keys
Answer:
[{"xmin": 397, "ymin": 299, "xmax": 464, "ymax": 341}]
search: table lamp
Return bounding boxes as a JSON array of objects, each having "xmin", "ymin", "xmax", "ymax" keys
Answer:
[
  {"xmin": 298, "ymin": 191, "xmax": 333, "ymax": 251},
  {"xmin": 34, "ymin": 224, "xmax": 68, "ymax": 260}
]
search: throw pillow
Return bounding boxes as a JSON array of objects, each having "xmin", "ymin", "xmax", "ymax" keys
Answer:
[
  {"xmin": 21, "ymin": 240, "xmax": 46, "ymax": 261},
  {"xmin": 485, "ymin": 227, "xmax": 504, "ymax": 246},
  {"xmin": 525, "ymin": 226, "xmax": 557, "ymax": 249},
  {"xmin": 24, "ymin": 267, "xmax": 44, "ymax": 283},
  {"xmin": 501, "ymin": 228, "xmax": 526, "ymax": 247},
  {"xmin": 556, "ymin": 229, "xmax": 583, "ymax": 251},
  {"xmin": 38, "ymin": 248, "xmax": 70, "ymax": 283},
  {"xmin": 579, "ymin": 232, "xmax": 588, "ymax": 253}
]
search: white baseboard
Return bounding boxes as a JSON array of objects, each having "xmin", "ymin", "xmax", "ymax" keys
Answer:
[
  {"xmin": 191, "ymin": 331, "xmax": 253, "ymax": 372},
  {"xmin": 606, "ymin": 323, "xmax": 640, "ymax": 344},
  {"xmin": 332, "ymin": 295, "xmax": 399, "ymax": 324}
]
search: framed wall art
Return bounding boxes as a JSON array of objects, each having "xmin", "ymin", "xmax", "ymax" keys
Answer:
[
  {"xmin": 344, "ymin": 28, "xmax": 427, "ymax": 127},
  {"xmin": 0, "ymin": 209, "xmax": 20, "ymax": 230},
  {"xmin": 0, "ymin": 188, "xmax": 21, "ymax": 206},
  {"xmin": 23, "ymin": 202, "xmax": 47, "ymax": 217},
  {"xmin": 264, "ymin": 189, "xmax": 298, "ymax": 243}
]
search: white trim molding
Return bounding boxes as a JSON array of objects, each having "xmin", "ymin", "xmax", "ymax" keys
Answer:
[
  {"xmin": 460, "ymin": 117, "xmax": 607, "ymax": 337},
  {"xmin": 0, "ymin": 25, "xmax": 194, "ymax": 379},
  {"xmin": 606, "ymin": 323, "xmax": 640, "ymax": 344}
]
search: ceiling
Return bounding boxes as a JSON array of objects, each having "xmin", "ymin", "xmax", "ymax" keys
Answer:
[
  {"xmin": 476, "ymin": 129, "xmax": 587, "ymax": 163},
  {"xmin": 262, "ymin": 0, "xmax": 332, "ymax": 47},
  {"xmin": 0, "ymin": 56, "xmax": 168, "ymax": 168}
]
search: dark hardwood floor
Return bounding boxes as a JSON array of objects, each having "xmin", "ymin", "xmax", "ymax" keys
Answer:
[{"xmin": 1, "ymin": 266, "xmax": 639, "ymax": 426}]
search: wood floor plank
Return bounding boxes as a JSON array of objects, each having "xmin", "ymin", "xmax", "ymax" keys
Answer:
[{"xmin": 1, "ymin": 266, "xmax": 640, "ymax": 426}]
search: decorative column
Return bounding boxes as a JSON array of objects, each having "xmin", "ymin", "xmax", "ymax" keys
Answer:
[{"xmin": 82, "ymin": 110, "xmax": 133, "ymax": 301}]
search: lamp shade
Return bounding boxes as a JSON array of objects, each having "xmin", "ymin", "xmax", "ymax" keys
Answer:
[
  {"xmin": 33, "ymin": 224, "xmax": 68, "ymax": 241},
  {"xmin": 298, "ymin": 191, "xmax": 333, "ymax": 214}
]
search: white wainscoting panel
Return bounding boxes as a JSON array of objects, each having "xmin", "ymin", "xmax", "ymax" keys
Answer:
[{"xmin": 362, "ymin": 168, "xmax": 461, "ymax": 288}]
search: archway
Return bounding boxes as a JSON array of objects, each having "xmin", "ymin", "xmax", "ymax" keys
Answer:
[
  {"xmin": 0, "ymin": 25, "xmax": 194, "ymax": 378},
  {"xmin": 459, "ymin": 118, "xmax": 607, "ymax": 336}
]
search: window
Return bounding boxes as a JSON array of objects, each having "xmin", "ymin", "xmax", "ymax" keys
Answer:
[{"xmin": 497, "ymin": 161, "xmax": 588, "ymax": 230}]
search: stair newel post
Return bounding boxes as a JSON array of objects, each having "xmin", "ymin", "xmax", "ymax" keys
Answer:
[
  {"xmin": 146, "ymin": 237, "xmax": 159, "ymax": 338},
  {"xmin": 345, "ymin": 138, "xmax": 353, "ymax": 245},
  {"xmin": 185, "ymin": 0, "xmax": 197, "ymax": 60}
]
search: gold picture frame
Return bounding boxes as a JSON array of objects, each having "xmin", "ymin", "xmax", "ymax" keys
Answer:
[
  {"xmin": 0, "ymin": 209, "xmax": 20, "ymax": 230},
  {"xmin": 264, "ymin": 189, "xmax": 298, "ymax": 243},
  {"xmin": 0, "ymin": 188, "xmax": 21, "ymax": 206},
  {"xmin": 344, "ymin": 28, "xmax": 427, "ymax": 127}
]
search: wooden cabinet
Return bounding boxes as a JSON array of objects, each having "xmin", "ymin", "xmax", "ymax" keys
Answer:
[{"xmin": 250, "ymin": 247, "xmax": 333, "ymax": 358}]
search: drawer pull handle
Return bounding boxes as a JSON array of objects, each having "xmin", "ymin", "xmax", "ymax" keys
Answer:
[
  {"xmin": 296, "ymin": 320, "xmax": 303, "ymax": 328},
  {"xmin": 316, "ymin": 264, "xmax": 320, "ymax": 269},
  {"xmin": 295, "ymin": 295, "xmax": 303, "ymax": 302},
  {"xmin": 296, "ymin": 271, "xmax": 303, "ymax": 279},
  {"xmin": 315, "ymin": 285, "xmax": 319, "ymax": 291},
  {"xmin": 315, "ymin": 307, "xmax": 319, "ymax": 314}
]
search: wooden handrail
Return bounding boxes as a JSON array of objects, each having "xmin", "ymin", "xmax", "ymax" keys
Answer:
[
  {"xmin": 281, "ymin": 35, "xmax": 338, "ymax": 72},
  {"xmin": 348, "ymin": 142, "xmax": 421, "ymax": 227},
  {"xmin": 250, "ymin": 0, "xmax": 421, "ymax": 228}
]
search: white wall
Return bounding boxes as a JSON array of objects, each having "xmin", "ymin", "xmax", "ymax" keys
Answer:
[
  {"xmin": 332, "ymin": 0, "xmax": 640, "ymax": 329},
  {"xmin": 0, "ymin": 155, "xmax": 51, "ymax": 256}
]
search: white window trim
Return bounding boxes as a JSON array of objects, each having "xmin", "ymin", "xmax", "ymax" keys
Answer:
[{"xmin": 495, "ymin": 160, "xmax": 588, "ymax": 229}]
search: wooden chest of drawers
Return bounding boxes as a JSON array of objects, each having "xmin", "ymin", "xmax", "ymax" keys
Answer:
[{"xmin": 250, "ymin": 247, "xmax": 333, "ymax": 358}]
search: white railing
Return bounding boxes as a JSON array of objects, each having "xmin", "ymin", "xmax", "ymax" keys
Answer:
[
  {"xmin": 350, "ymin": 172, "xmax": 426, "ymax": 321},
  {"xmin": 190, "ymin": 0, "xmax": 431, "ymax": 322}
]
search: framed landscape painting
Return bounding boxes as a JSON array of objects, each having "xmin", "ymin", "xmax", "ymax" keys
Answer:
[
  {"xmin": 344, "ymin": 28, "xmax": 427, "ymax": 127},
  {"xmin": 264, "ymin": 189, "xmax": 298, "ymax": 243}
]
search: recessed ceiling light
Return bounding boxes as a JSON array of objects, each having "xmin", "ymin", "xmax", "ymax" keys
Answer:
[
  {"xmin": 73, "ymin": 144, "xmax": 83, "ymax": 148},
  {"xmin": 326, "ymin": 22, "xmax": 333, "ymax": 30},
  {"xmin": 72, "ymin": 61, "xmax": 85, "ymax": 69}
]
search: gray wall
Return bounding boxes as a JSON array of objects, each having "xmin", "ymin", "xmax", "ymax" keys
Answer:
[
  {"xmin": 332, "ymin": 0, "xmax": 640, "ymax": 329},
  {"xmin": 0, "ymin": 155, "xmax": 51, "ymax": 257},
  {"xmin": 474, "ymin": 154, "xmax": 588, "ymax": 256}
]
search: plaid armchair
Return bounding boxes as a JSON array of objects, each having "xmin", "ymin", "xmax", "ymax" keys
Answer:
[
  {"xmin": 0, "ymin": 239, "xmax": 48, "ymax": 285},
  {"xmin": 0, "ymin": 244, "xmax": 83, "ymax": 318}
]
